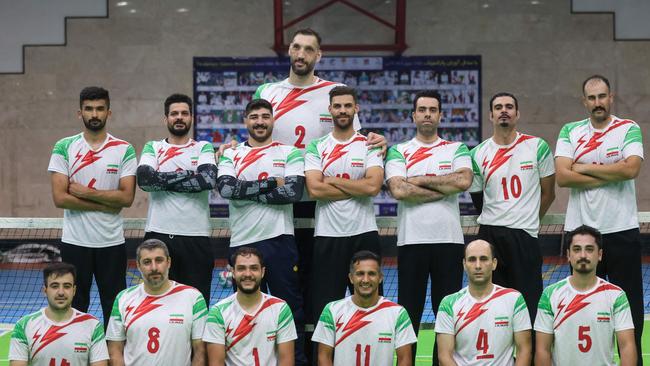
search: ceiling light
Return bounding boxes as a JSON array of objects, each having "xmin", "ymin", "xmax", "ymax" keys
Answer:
[
  {"xmin": 129, "ymin": 9, "xmax": 136, "ymax": 13},
  {"xmin": 116, "ymin": 1, "xmax": 128, "ymax": 6},
  {"xmin": 177, "ymin": 8, "xmax": 189, "ymax": 13},
  {"xmin": 482, "ymin": 3, "xmax": 490, "ymax": 8}
]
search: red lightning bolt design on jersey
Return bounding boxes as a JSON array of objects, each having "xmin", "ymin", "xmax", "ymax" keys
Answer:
[
  {"xmin": 31, "ymin": 313, "xmax": 95, "ymax": 357},
  {"xmin": 334, "ymin": 301, "xmax": 398, "ymax": 346},
  {"xmin": 124, "ymin": 284, "xmax": 193, "ymax": 331},
  {"xmin": 235, "ymin": 142, "xmax": 281, "ymax": 177},
  {"xmin": 405, "ymin": 141, "xmax": 452, "ymax": 170},
  {"xmin": 69, "ymin": 138, "xmax": 129, "ymax": 179},
  {"xmin": 455, "ymin": 287, "xmax": 517, "ymax": 334},
  {"xmin": 553, "ymin": 282, "xmax": 620, "ymax": 329},
  {"xmin": 227, "ymin": 297, "xmax": 283, "ymax": 350},
  {"xmin": 157, "ymin": 141, "xmax": 196, "ymax": 167},
  {"xmin": 483, "ymin": 134, "xmax": 534, "ymax": 183},
  {"xmin": 270, "ymin": 80, "xmax": 336, "ymax": 121},
  {"xmin": 322, "ymin": 136, "xmax": 367, "ymax": 172},
  {"xmin": 573, "ymin": 119, "xmax": 633, "ymax": 163}
]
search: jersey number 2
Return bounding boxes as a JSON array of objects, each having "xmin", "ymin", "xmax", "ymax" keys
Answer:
[
  {"xmin": 355, "ymin": 344, "xmax": 371, "ymax": 366},
  {"xmin": 294, "ymin": 125, "xmax": 306, "ymax": 148},
  {"xmin": 501, "ymin": 175, "xmax": 522, "ymax": 200}
]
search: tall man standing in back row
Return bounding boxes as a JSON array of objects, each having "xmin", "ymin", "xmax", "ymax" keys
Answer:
[
  {"xmin": 137, "ymin": 94, "xmax": 218, "ymax": 305},
  {"xmin": 385, "ymin": 90, "xmax": 473, "ymax": 365},
  {"xmin": 469, "ymin": 92, "xmax": 555, "ymax": 323},
  {"xmin": 554, "ymin": 75, "xmax": 644, "ymax": 364},
  {"xmin": 49, "ymin": 86, "xmax": 136, "ymax": 326}
]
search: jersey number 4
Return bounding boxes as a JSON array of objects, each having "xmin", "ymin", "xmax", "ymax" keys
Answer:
[{"xmin": 476, "ymin": 329, "xmax": 495, "ymax": 360}]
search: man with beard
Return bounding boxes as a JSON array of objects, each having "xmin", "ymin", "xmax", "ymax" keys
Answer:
[
  {"xmin": 137, "ymin": 93, "xmax": 218, "ymax": 304},
  {"xmin": 535, "ymin": 225, "xmax": 636, "ymax": 366},
  {"xmin": 48, "ymin": 86, "xmax": 136, "ymax": 327},
  {"xmin": 554, "ymin": 75, "xmax": 644, "ymax": 364},
  {"xmin": 203, "ymin": 247, "xmax": 297, "ymax": 366},
  {"xmin": 312, "ymin": 250, "xmax": 417, "ymax": 366},
  {"xmin": 385, "ymin": 90, "xmax": 473, "ymax": 364},
  {"xmin": 9, "ymin": 262, "xmax": 109, "ymax": 366},
  {"xmin": 468, "ymin": 92, "xmax": 555, "ymax": 326},
  {"xmin": 304, "ymin": 86, "xmax": 384, "ymax": 327},
  {"xmin": 216, "ymin": 98, "xmax": 307, "ymax": 364},
  {"xmin": 106, "ymin": 239, "xmax": 208, "ymax": 366},
  {"xmin": 436, "ymin": 240, "xmax": 532, "ymax": 366}
]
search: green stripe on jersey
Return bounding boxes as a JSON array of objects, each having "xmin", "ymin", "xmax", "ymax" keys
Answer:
[
  {"xmin": 193, "ymin": 296, "xmax": 208, "ymax": 318},
  {"xmin": 52, "ymin": 134, "xmax": 82, "ymax": 160},
  {"xmin": 623, "ymin": 124, "xmax": 642, "ymax": 148},
  {"xmin": 538, "ymin": 279, "xmax": 568, "ymax": 315},
  {"xmin": 385, "ymin": 146, "xmax": 405, "ymax": 163},
  {"xmin": 438, "ymin": 290, "xmax": 465, "ymax": 317},
  {"xmin": 287, "ymin": 148, "xmax": 304, "ymax": 164},
  {"xmin": 277, "ymin": 303, "xmax": 294, "ymax": 331},
  {"xmin": 123, "ymin": 144, "xmax": 136, "ymax": 164},
  {"xmin": 558, "ymin": 120, "xmax": 589, "ymax": 142},
  {"xmin": 305, "ymin": 139, "xmax": 321, "ymax": 158},
  {"xmin": 91, "ymin": 322, "xmax": 105, "ymax": 344},
  {"xmin": 141, "ymin": 141, "xmax": 156, "ymax": 156},
  {"xmin": 201, "ymin": 143, "xmax": 216, "ymax": 154},
  {"xmin": 395, "ymin": 308, "xmax": 413, "ymax": 333},
  {"xmin": 319, "ymin": 302, "xmax": 336, "ymax": 330},
  {"xmin": 254, "ymin": 83, "xmax": 273, "ymax": 99},
  {"xmin": 513, "ymin": 294, "xmax": 527, "ymax": 315},
  {"xmin": 219, "ymin": 155, "xmax": 233, "ymax": 164},
  {"xmin": 613, "ymin": 292, "xmax": 631, "ymax": 314},
  {"xmin": 367, "ymin": 147, "xmax": 382, "ymax": 157},
  {"xmin": 207, "ymin": 307, "xmax": 226, "ymax": 326},
  {"xmin": 454, "ymin": 144, "xmax": 470, "ymax": 159},
  {"xmin": 536, "ymin": 139, "xmax": 551, "ymax": 161}
]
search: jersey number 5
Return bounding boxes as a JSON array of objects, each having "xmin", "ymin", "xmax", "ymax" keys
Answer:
[{"xmin": 578, "ymin": 326, "xmax": 592, "ymax": 352}]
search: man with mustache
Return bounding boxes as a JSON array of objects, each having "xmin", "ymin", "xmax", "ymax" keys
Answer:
[
  {"xmin": 48, "ymin": 86, "xmax": 136, "ymax": 327},
  {"xmin": 106, "ymin": 239, "xmax": 208, "ymax": 366},
  {"xmin": 305, "ymin": 86, "xmax": 384, "ymax": 330},
  {"xmin": 468, "ymin": 92, "xmax": 555, "ymax": 327},
  {"xmin": 203, "ymin": 247, "xmax": 297, "ymax": 366},
  {"xmin": 554, "ymin": 75, "xmax": 644, "ymax": 364},
  {"xmin": 137, "ymin": 93, "xmax": 218, "ymax": 305},
  {"xmin": 534, "ymin": 225, "xmax": 636, "ymax": 366},
  {"xmin": 436, "ymin": 240, "xmax": 532, "ymax": 366},
  {"xmin": 9, "ymin": 262, "xmax": 109, "ymax": 366},
  {"xmin": 216, "ymin": 98, "xmax": 307, "ymax": 364}
]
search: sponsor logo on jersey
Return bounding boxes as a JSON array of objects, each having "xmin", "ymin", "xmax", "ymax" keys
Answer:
[
  {"xmin": 273, "ymin": 159, "xmax": 285, "ymax": 168},
  {"xmin": 169, "ymin": 313, "xmax": 185, "ymax": 324},
  {"xmin": 377, "ymin": 332, "xmax": 393, "ymax": 343},
  {"xmin": 438, "ymin": 160, "xmax": 452, "ymax": 170},
  {"xmin": 351, "ymin": 158, "xmax": 364, "ymax": 168},
  {"xmin": 74, "ymin": 342, "xmax": 89, "ymax": 353},
  {"xmin": 266, "ymin": 330, "xmax": 277, "ymax": 342},
  {"xmin": 494, "ymin": 316, "xmax": 509, "ymax": 327},
  {"xmin": 519, "ymin": 161, "xmax": 534, "ymax": 170},
  {"xmin": 596, "ymin": 311, "xmax": 611, "ymax": 323},
  {"xmin": 319, "ymin": 114, "xmax": 333, "ymax": 124},
  {"xmin": 606, "ymin": 147, "xmax": 619, "ymax": 158},
  {"xmin": 106, "ymin": 164, "xmax": 119, "ymax": 174}
]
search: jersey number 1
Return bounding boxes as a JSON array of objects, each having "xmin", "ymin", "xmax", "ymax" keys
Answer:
[{"xmin": 355, "ymin": 344, "xmax": 371, "ymax": 366}]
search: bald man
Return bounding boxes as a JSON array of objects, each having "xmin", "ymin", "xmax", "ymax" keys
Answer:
[{"xmin": 435, "ymin": 240, "xmax": 532, "ymax": 366}]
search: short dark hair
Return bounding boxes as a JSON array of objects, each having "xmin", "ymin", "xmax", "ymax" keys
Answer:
[
  {"xmin": 329, "ymin": 86, "xmax": 357, "ymax": 104},
  {"xmin": 349, "ymin": 250, "xmax": 381, "ymax": 273},
  {"xmin": 489, "ymin": 92, "xmax": 518, "ymax": 111},
  {"xmin": 582, "ymin": 74, "xmax": 611, "ymax": 95},
  {"xmin": 464, "ymin": 240, "xmax": 496, "ymax": 259},
  {"xmin": 245, "ymin": 99, "xmax": 274, "ymax": 117},
  {"xmin": 230, "ymin": 246, "xmax": 265, "ymax": 267},
  {"xmin": 565, "ymin": 225, "xmax": 602, "ymax": 250},
  {"xmin": 291, "ymin": 28, "xmax": 322, "ymax": 48},
  {"xmin": 412, "ymin": 90, "xmax": 442, "ymax": 112},
  {"xmin": 43, "ymin": 262, "xmax": 76, "ymax": 286},
  {"xmin": 164, "ymin": 93, "xmax": 193, "ymax": 116},
  {"xmin": 136, "ymin": 239, "xmax": 170, "ymax": 263},
  {"xmin": 79, "ymin": 86, "xmax": 110, "ymax": 109}
]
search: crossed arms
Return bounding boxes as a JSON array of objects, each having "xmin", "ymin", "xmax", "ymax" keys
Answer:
[{"xmin": 387, "ymin": 168, "xmax": 473, "ymax": 203}]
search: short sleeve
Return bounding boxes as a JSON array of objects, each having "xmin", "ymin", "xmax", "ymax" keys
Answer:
[
  {"xmin": 622, "ymin": 124, "xmax": 644, "ymax": 160},
  {"xmin": 612, "ymin": 291, "xmax": 635, "ymax": 332},
  {"xmin": 311, "ymin": 302, "xmax": 336, "ymax": 347},
  {"xmin": 536, "ymin": 139, "xmax": 555, "ymax": 178},
  {"xmin": 453, "ymin": 143, "xmax": 472, "ymax": 171},
  {"xmin": 384, "ymin": 146, "xmax": 406, "ymax": 181},
  {"xmin": 554, "ymin": 124, "xmax": 575, "ymax": 159},
  {"xmin": 217, "ymin": 149, "xmax": 237, "ymax": 178},
  {"xmin": 285, "ymin": 147, "xmax": 305, "ymax": 177},
  {"xmin": 394, "ymin": 307, "xmax": 418, "ymax": 348},
  {"xmin": 512, "ymin": 293, "xmax": 532, "ymax": 332},
  {"xmin": 8, "ymin": 317, "xmax": 29, "ymax": 361},
  {"xmin": 105, "ymin": 293, "xmax": 126, "ymax": 341},
  {"xmin": 198, "ymin": 142, "xmax": 217, "ymax": 166},
  {"xmin": 48, "ymin": 144, "xmax": 69, "ymax": 175},
  {"xmin": 276, "ymin": 303, "xmax": 298, "ymax": 344},
  {"xmin": 434, "ymin": 295, "xmax": 456, "ymax": 335},
  {"xmin": 120, "ymin": 144, "xmax": 137, "ymax": 178},
  {"xmin": 89, "ymin": 321, "xmax": 110, "ymax": 363},
  {"xmin": 304, "ymin": 140, "xmax": 323, "ymax": 172},
  {"xmin": 192, "ymin": 293, "xmax": 209, "ymax": 340},
  {"xmin": 138, "ymin": 141, "xmax": 158, "ymax": 169},
  {"xmin": 468, "ymin": 146, "xmax": 484, "ymax": 193},
  {"xmin": 533, "ymin": 289, "xmax": 554, "ymax": 334},
  {"xmin": 366, "ymin": 147, "xmax": 384, "ymax": 169},
  {"xmin": 202, "ymin": 306, "xmax": 226, "ymax": 345}
]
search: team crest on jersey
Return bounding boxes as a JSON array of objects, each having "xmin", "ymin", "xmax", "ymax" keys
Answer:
[
  {"xmin": 169, "ymin": 313, "xmax": 184, "ymax": 324},
  {"xmin": 273, "ymin": 159, "xmax": 285, "ymax": 168},
  {"xmin": 266, "ymin": 330, "xmax": 277, "ymax": 342},
  {"xmin": 74, "ymin": 342, "xmax": 89, "ymax": 353},
  {"xmin": 351, "ymin": 158, "xmax": 364, "ymax": 168},
  {"xmin": 519, "ymin": 161, "xmax": 534, "ymax": 171},
  {"xmin": 106, "ymin": 164, "xmax": 119, "ymax": 174},
  {"xmin": 319, "ymin": 114, "xmax": 333, "ymax": 124},
  {"xmin": 438, "ymin": 160, "xmax": 452, "ymax": 170},
  {"xmin": 377, "ymin": 332, "xmax": 393, "ymax": 343},
  {"xmin": 596, "ymin": 312, "xmax": 611, "ymax": 323},
  {"xmin": 606, "ymin": 148, "xmax": 620, "ymax": 158},
  {"xmin": 494, "ymin": 316, "xmax": 509, "ymax": 327},
  {"xmin": 191, "ymin": 156, "xmax": 199, "ymax": 167}
]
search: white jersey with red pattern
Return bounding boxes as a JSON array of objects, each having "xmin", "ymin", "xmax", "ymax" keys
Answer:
[
  {"xmin": 202, "ymin": 293, "xmax": 297, "ymax": 366},
  {"xmin": 435, "ymin": 285, "xmax": 531, "ymax": 366},
  {"xmin": 47, "ymin": 133, "xmax": 137, "ymax": 247},
  {"xmin": 304, "ymin": 132, "xmax": 383, "ymax": 237},
  {"xmin": 312, "ymin": 296, "xmax": 417, "ymax": 366},
  {"xmin": 469, "ymin": 132, "xmax": 554, "ymax": 237},
  {"xmin": 106, "ymin": 281, "xmax": 208, "ymax": 366},
  {"xmin": 534, "ymin": 277, "xmax": 634, "ymax": 366},
  {"xmin": 9, "ymin": 308, "xmax": 108, "ymax": 366},
  {"xmin": 138, "ymin": 139, "xmax": 216, "ymax": 236},
  {"xmin": 554, "ymin": 116, "xmax": 644, "ymax": 233},
  {"xmin": 218, "ymin": 141, "xmax": 304, "ymax": 246}
]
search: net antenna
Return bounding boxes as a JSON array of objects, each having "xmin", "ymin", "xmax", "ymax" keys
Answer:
[{"xmin": 273, "ymin": 0, "xmax": 408, "ymax": 55}]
